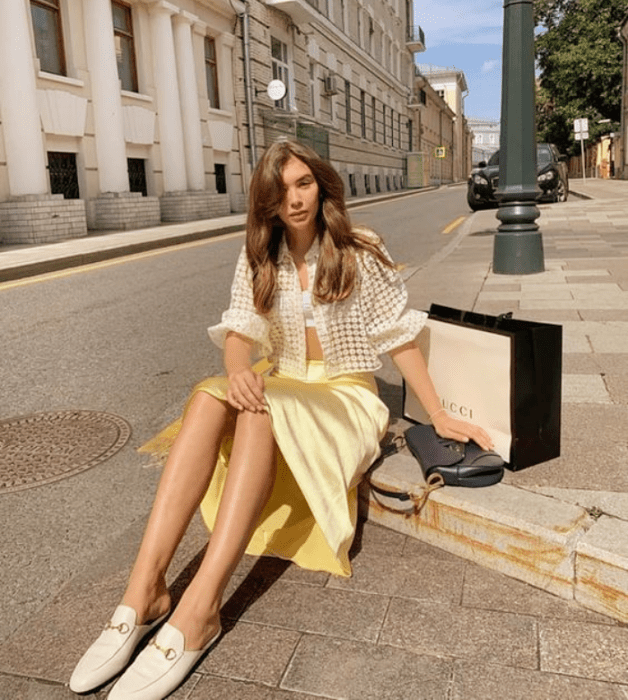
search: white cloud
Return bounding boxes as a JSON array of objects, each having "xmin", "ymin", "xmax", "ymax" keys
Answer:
[
  {"xmin": 481, "ymin": 59, "xmax": 499, "ymax": 73},
  {"xmin": 414, "ymin": 0, "xmax": 503, "ymax": 47}
]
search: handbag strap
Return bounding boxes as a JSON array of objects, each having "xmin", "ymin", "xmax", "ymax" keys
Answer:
[
  {"xmin": 366, "ymin": 434, "xmax": 445, "ymax": 517},
  {"xmin": 367, "ymin": 472, "xmax": 445, "ymax": 518}
]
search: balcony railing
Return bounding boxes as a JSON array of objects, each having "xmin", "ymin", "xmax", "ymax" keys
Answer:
[{"xmin": 406, "ymin": 26, "xmax": 426, "ymax": 53}]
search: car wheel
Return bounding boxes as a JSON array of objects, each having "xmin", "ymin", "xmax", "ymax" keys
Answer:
[{"xmin": 554, "ymin": 179, "xmax": 568, "ymax": 203}]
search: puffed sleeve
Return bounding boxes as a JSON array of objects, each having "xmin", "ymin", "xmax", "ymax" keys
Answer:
[
  {"xmin": 207, "ymin": 246, "xmax": 272, "ymax": 355},
  {"xmin": 358, "ymin": 236, "xmax": 427, "ymax": 354}
]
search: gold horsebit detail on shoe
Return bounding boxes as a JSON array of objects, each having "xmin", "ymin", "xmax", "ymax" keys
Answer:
[
  {"xmin": 104, "ymin": 622, "xmax": 130, "ymax": 635},
  {"xmin": 148, "ymin": 638, "xmax": 177, "ymax": 661}
]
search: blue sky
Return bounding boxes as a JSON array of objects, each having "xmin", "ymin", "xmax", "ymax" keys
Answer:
[{"xmin": 413, "ymin": 0, "xmax": 504, "ymax": 121}]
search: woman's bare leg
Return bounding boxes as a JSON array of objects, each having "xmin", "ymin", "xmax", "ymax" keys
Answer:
[
  {"xmin": 166, "ymin": 408, "xmax": 277, "ymax": 650},
  {"xmin": 121, "ymin": 392, "xmax": 234, "ymax": 624}
]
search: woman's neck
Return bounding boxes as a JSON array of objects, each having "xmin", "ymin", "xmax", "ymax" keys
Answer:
[{"xmin": 285, "ymin": 226, "xmax": 319, "ymax": 261}]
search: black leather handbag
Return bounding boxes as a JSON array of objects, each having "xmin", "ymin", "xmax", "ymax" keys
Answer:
[{"xmin": 404, "ymin": 423, "xmax": 504, "ymax": 488}]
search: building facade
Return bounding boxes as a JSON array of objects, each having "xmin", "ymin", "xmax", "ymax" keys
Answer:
[
  {"xmin": 415, "ymin": 63, "xmax": 471, "ymax": 181},
  {"xmin": 0, "ymin": 0, "xmax": 246, "ymax": 245},
  {"xmin": 0, "ymin": 0, "xmax": 430, "ymax": 244},
  {"xmin": 241, "ymin": 0, "xmax": 425, "ymax": 198},
  {"xmin": 468, "ymin": 117, "xmax": 500, "ymax": 165}
]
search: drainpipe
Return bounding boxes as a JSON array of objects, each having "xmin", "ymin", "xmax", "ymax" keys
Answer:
[{"xmin": 241, "ymin": 3, "xmax": 257, "ymax": 168}]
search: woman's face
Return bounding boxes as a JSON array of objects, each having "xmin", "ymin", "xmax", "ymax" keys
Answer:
[{"xmin": 277, "ymin": 156, "xmax": 320, "ymax": 239}]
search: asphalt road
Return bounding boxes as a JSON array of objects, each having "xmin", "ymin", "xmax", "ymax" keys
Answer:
[{"xmin": 0, "ymin": 184, "xmax": 470, "ymax": 642}]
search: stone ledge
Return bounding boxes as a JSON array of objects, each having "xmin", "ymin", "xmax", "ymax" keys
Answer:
[{"xmin": 359, "ymin": 453, "xmax": 628, "ymax": 623}]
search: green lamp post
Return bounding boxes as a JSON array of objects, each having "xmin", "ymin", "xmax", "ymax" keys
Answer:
[{"xmin": 493, "ymin": 0, "xmax": 545, "ymax": 274}]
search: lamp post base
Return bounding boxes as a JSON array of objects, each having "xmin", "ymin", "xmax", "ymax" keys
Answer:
[{"xmin": 493, "ymin": 230, "xmax": 545, "ymax": 274}]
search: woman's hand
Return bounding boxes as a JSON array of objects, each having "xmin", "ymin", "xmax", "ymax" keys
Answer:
[
  {"xmin": 226, "ymin": 368, "xmax": 267, "ymax": 413},
  {"xmin": 431, "ymin": 411, "xmax": 494, "ymax": 452}
]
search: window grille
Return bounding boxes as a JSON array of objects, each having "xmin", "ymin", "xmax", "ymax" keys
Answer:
[
  {"xmin": 47, "ymin": 152, "xmax": 79, "ymax": 199},
  {"xmin": 215, "ymin": 164, "xmax": 227, "ymax": 194},
  {"xmin": 127, "ymin": 158, "xmax": 147, "ymax": 196}
]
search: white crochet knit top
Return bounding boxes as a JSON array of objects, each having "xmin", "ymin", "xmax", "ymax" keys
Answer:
[{"xmin": 207, "ymin": 227, "xmax": 427, "ymax": 379}]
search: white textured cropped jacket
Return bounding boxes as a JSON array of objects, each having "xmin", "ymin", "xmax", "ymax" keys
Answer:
[{"xmin": 207, "ymin": 228, "xmax": 427, "ymax": 379}]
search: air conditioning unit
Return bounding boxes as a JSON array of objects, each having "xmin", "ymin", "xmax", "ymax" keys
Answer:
[{"xmin": 323, "ymin": 73, "xmax": 339, "ymax": 96}]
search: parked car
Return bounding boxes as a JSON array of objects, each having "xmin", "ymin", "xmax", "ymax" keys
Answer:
[{"xmin": 467, "ymin": 143, "xmax": 569, "ymax": 211}]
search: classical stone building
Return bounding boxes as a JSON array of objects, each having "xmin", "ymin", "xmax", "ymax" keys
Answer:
[
  {"xmin": 1, "ymin": 0, "xmax": 243, "ymax": 244},
  {"xmin": 0, "ymin": 0, "xmax": 427, "ymax": 245}
]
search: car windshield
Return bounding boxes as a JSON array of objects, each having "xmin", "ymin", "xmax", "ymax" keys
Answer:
[{"xmin": 487, "ymin": 145, "xmax": 553, "ymax": 167}]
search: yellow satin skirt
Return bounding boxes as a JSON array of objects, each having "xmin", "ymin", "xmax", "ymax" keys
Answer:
[{"xmin": 140, "ymin": 361, "xmax": 389, "ymax": 577}]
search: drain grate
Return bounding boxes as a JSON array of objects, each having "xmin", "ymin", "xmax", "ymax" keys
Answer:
[{"xmin": 0, "ymin": 410, "xmax": 131, "ymax": 494}]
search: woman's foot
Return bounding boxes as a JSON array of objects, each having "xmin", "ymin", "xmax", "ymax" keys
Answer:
[
  {"xmin": 69, "ymin": 604, "xmax": 170, "ymax": 693},
  {"xmin": 121, "ymin": 577, "xmax": 172, "ymax": 627}
]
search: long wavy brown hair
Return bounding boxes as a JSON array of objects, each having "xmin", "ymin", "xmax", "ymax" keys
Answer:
[{"xmin": 247, "ymin": 140, "xmax": 394, "ymax": 314}]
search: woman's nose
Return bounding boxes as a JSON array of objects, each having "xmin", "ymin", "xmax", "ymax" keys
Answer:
[{"xmin": 287, "ymin": 187, "xmax": 302, "ymax": 208}]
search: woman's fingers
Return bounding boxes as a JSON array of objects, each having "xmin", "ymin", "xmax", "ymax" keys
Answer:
[
  {"xmin": 227, "ymin": 370, "xmax": 266, "ymax": 412},
  {"xmin": 433, "ymin": 414, "xmax": 494, "ymax": 452}
]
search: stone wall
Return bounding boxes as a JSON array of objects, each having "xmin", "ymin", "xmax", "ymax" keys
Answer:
[{"xmin": 0, "ymin": 195, "xmax": 87, "ymax": 244}]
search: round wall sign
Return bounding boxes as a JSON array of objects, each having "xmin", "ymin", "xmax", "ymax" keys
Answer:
[{"xmin": 267, "ymin": 80, "xmax": 287, "ymax": 101}]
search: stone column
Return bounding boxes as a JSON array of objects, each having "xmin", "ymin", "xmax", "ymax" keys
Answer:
[
  {"xmin": 173, "ymin": 12, "xmax": 205, "ymax": 191},
  {"xmin": 83, "ymin": 0, "xmax": 129, "ymax": 193},
  {"xmin": 0, "ymin": 0, "xmax": 49, "ymax": 196},
  {"xmin": 149, "ymin": 1, "xmax": 187, "ymax": 193}
]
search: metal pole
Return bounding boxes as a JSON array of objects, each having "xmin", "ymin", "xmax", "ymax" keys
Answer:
[
  {"xmin": 492, "ymin": 0, "xmax": 544, "ymax": 274},
  {"xmin": 581, "ymin": 136, "xmax": 586, "ymax": 181},
  {"xmin": 242, "ymin": 4, "xmax": 257, "ymax": 168}
]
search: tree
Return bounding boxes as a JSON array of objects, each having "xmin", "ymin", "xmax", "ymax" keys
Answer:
[{"xmin": 535, "ymin": 0, "xmax": 624, "ymax": 155}]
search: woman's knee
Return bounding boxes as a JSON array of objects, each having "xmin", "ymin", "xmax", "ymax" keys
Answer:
[{"xmin": 184, "ymin": 392, "xmax": 234, "ymax": 432}]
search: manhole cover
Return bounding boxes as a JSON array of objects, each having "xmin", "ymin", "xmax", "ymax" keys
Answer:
[{"xmin": 0, "ymin": 411, "xmax": 131, "ymax": 494}]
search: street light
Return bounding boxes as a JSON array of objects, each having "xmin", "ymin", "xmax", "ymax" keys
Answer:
[{"xmin": 492, "ymin": 0, "xmax": 545, "ymax": 274}]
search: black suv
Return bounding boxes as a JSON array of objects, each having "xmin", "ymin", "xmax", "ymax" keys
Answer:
[{"xmin": 467, "ymin": 143, "xmax": 569, "ymax": 211}]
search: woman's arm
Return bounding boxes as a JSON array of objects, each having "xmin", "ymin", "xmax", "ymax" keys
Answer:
[
  {"xmin": 389, "ymin": 341, "xmax": 494, "ymax": 451},
  {"xmin": 224, "ymin": 331, "xmax": 267, "ymax": 413}
]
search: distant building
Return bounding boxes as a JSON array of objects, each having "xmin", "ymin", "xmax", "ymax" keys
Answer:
[
  {"xmin": 468, "ymin": 118, "xmax": 500, "ymax": 165},
  {"xmin": 414, "ymin": 64, "xmax": 471, "ymax": 181}
]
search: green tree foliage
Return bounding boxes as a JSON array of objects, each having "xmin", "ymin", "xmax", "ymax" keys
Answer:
[{"xmin": 535, "ymin": 0, "xmax": 625, "ymax": 155}]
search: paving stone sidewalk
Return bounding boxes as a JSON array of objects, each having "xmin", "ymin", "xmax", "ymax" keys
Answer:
[{"xmin": 2, "ymin": 180, "xmax": 628, "ymax": 699}]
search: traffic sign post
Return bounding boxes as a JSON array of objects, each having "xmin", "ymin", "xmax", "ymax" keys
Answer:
[{"xmin": 574, "ymin": 118, "xmax": 589, "ymax": 181}]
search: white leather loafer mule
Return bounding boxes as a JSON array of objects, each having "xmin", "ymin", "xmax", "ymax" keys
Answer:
[
  {"xmin": 69, "ymin": 605, "xmax": 169, "ymax": 693},
  {"xmin": 107, "ymin": 622, "xmax": 222, "ymax": 700}
]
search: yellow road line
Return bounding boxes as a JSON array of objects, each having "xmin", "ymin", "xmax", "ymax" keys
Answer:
[
  {"xmin": 441, "ymin": 215, "xmax": 467, "ymax": 235},
  {"xmin": 0, "ymin": 229, "xmax": 245, "ymax": 292}
]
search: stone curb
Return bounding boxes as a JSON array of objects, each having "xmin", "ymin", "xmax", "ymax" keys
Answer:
[{"xmin": 360, "ymin": 453, "xmax": 628, "ymax": 624}]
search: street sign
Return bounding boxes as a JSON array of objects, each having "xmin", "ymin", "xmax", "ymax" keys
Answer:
[
  {"xmin": 435, "ymin": 146, "xmax": 446, "ymax": 159},
  {"xmin": 574, "ymin": 118, "xmax": 589, "ymax": 140}
]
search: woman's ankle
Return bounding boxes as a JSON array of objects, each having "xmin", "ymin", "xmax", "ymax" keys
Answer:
[{"xmin": 121, "ymin": 576, "xmax": 171, "ymax": 625}]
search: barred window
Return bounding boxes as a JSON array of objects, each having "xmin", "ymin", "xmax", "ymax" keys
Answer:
[
  {"xmin": 205, "ymin": 37, "xmax": 220, "ymax": 109},
  {"xmin": 30, "ymin": 0, "xmax": 66, "ymax": 76},
  {"xmin": 112, "ymin": 1, "xmax": 138, "ymax": 92},
  {"xmin": 360, "ymin": 90, "xmax": 367, "ymax": 139},
  {"xmin": 345, "ymin": 80, "xmax": 351, "ymax": 134}
]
